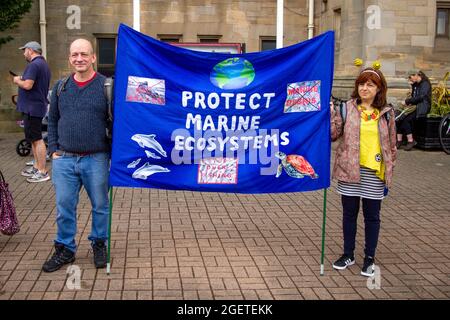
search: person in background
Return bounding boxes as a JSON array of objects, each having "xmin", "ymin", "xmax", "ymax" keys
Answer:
[
  {"xmin": 13, "ymin": 41, "xmax": 51, "ymax": 182},
  {"xmin": 330, "ymin": 67, "xmax": 397, "ymax": 277},
  {"xmin": 396, "ymin": 69, "xmax": 432, "ymax": 151}
]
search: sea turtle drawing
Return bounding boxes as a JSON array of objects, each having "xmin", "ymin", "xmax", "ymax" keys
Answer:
[{"xmin": 275, "ymin": 152, "xmax": 319, "ymax": 179}]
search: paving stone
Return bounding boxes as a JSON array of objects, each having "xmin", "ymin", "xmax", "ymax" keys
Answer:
[{"xmin": 0, "ymin": 133, "xmax": 449, "ymax": 300}]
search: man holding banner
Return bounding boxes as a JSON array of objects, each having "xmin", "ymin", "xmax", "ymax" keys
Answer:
[{"xmin": 43, "ymin": 39, "xmax": 110, "ymax": 273}]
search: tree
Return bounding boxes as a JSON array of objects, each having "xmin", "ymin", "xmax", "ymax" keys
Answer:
[{"xmin": 0, "ymin": 0, "xmax": 34, "ymax": 48}]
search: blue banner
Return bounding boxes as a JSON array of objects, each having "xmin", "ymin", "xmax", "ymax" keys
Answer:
[{"xmin": 109, "ymin": 24, "xmax": 334, "ymax": 193}]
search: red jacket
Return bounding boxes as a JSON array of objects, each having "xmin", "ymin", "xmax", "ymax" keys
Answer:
[{"xmin": 331, "ymin": 99, "xmax": 397, "ymax": 188}]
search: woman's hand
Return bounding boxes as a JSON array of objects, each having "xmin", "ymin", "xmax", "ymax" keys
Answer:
[{"xmin": 330, "ymin": 101, "xmax": 336, "ymax": 119}]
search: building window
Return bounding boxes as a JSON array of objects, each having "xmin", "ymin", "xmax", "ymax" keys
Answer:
[
  {"xmin": 436, "ymin": 7, "xmax": 449, "ymax": 37},
  {"xmin": 435, "ymin": 2, "xmax": 450, "ymax": 50},
  {"xmin": 321, "ymin": 0, "xmax": 328, "ymax": 12},
  {"xmin": 158, "ymin": 34, "xmax": 182, "ymax": 43},
  {"xmin": 198, "ymin": 35, "xmax": 222, "ymax": 43},
  {"xmin": 260, "ymin": 37, "xmax": 276, "ymax": 51},
  {"xmin": 334, "ymin": 8, "xmax": 342, "ymax": 51},
  {"xmin": 95, "ymin": 35, "xmax": 116, "ymax": 77}
]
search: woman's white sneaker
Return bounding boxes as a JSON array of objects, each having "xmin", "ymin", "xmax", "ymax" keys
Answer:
[
  {"xmin": 332, "ymin": 254, "xmax": 355, "ymax": 270},
  {"xmin": 361, "ymin": 256, "xmax": 375, "ymax": 277}
]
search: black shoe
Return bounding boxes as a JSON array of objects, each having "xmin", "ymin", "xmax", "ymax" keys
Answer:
[
  {"xmin": 42, "ymin": 244, "xmax": 75, "ymax": 273},
  {"xmin": 332, "ymin": 254, "xmax": 355, "ymax": 270},
  {"xmin": 396, "ymin": 141, "xmax": 402, "ymax": 149},
  {"xmin": 92, "ymin": 240, "xmax": 107, "ymax": 268},
  {"xmin": 361, "ymin": 256, "xmax": 375, "ymax": 277},
  {"xmin": 404, "ymin": 141, "xmax": 416, "ymax": 151}
]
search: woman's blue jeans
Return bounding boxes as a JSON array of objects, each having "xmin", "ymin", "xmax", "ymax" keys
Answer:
[{"xmin": 52, "ymin": 152, "xmax": 109, "ymax": 253}]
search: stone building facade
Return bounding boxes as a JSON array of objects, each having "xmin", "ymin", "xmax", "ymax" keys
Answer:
[
  {"xmin": 0, "ymin": 0, "xmax": 449, "ymax": 131},
  {"xmin": 319, "ymin": 0, "xmax": 450, "ymax": 99}
]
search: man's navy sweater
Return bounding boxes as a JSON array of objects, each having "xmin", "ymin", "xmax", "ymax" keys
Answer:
[{"xmin": 48, "ymin": 73, "xmax": 109, "ymax": 154}]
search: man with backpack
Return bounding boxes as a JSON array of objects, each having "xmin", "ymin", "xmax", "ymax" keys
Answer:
[{"xmin": 43, "ymin": 39, "xmax": 111, "ymax": 272}]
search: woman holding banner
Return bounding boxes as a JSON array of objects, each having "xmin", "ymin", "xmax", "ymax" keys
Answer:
[{"xmin": 330, "ymin": 66, "xmax": 397, "ymax": 277}]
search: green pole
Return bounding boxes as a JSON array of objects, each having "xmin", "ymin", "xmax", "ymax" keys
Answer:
[
  {"xmin": 320, "ymin": 188, "xmax": 327, "ymax": 276},
  {"xmin": 107, "ymin": 187, "xmax": 113, "ymax": 274}
]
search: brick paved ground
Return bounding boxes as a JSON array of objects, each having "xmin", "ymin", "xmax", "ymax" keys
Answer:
[{"xmin": 0, "ymin": 132, "xmax": 449, "ymax": 300}]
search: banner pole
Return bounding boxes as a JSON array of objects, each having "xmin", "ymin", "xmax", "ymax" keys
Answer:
[
  {"xmin": 276, "ymin": 0, "xmax": 284, "ymax": 48},
  {"xmin": 107, "ymin": 187, "xmax": 113, "ymax": 274},
  {"xmin": 320, "ymin": 188, "xmax": 327, "ymax": 275}
]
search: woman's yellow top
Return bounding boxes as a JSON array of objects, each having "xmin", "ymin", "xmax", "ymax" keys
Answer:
[{"xmin": 359, "ymin": 106, "xmax": 385, "ymax": 181}]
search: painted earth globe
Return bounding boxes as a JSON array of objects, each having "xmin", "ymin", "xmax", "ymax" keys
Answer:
[{"xmin": 210, "ymin": 58, "xmax": 255, "ymax": 90}]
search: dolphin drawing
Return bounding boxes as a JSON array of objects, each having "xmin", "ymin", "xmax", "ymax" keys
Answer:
[
  {"xmin": 127, "ymin": 158, "xmax": 142, "ymax": 169},
  {"xmin": 132, "ymin": 162, "xmax": 170, "ymax": 180},
  {"xmin": 145, "ymin": 150, "xmax": 161, "ymax": 159},
  {"xmin": 131, "ymin": 133, "xmax": 167, "ymax": 157}
]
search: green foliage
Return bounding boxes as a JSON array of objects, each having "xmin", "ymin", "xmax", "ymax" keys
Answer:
[
  {"xmin": 429, "ymin": 72, "xmax": 450, "ymax": 117},
  {"xmin": 0, "ymin": 0, "xmax": 33, "ymax": 48}
]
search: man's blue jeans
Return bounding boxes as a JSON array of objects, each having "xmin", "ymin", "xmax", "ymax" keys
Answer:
[{"xmin": 52, "ymin": 152, "xmax": 109, "ymax": 253}]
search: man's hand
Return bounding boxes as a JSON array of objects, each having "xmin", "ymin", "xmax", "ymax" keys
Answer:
[
  {"xmin": 13, "ymin": 76, "xmax": 34, "ymax": 90},
  {"xmin": 12, "ymin": 76, "xmax": 21, "ymax": 84},
  {"xmin": 52, "ymin": 152, "xmax": 61, "ymax": 160}
]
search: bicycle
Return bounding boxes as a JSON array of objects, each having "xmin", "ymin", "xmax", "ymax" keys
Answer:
[{"xmin": 439, "ymin": 113, "xmax": 450, "ymax": 154}]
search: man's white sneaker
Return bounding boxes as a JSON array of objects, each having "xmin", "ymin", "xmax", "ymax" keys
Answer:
[
  {"xmin": 26, "ymin": 171, "xmax": 50, "ymax": 183},
  {"xmin": 21, "ymin": 166, "xmax": 38, "ymax": 177},
  {"xmin": 25, "ymin": 160, "xmax": 34, "ymax": 166}
]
